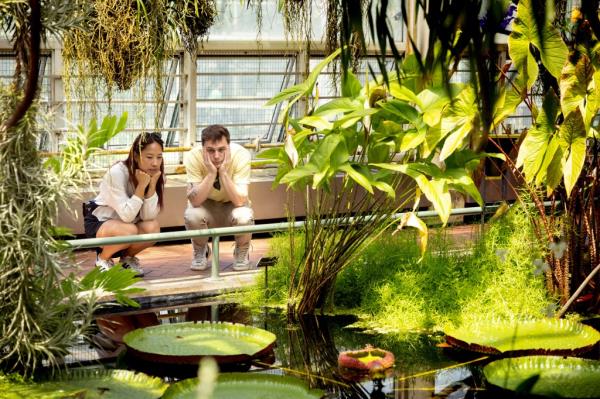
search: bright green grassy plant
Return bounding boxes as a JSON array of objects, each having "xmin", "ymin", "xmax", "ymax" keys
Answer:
[
  {"xmin": 0, "ymin": 86, "xmax": 138, "ymax": 375},
  {"xmin": 337, "ymin": 204, "xmax": 553, "ymax": 333},
  {"xmin": 249, "ymin": 203, "xmax": 553, "ymax": 333}
]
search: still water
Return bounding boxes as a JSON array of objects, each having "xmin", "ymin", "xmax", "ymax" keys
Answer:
[{"xmin": 84, "ymin": 300, "xmax": 599, "ymax": 399}]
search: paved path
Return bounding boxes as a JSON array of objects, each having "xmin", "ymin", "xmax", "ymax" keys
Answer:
[{"xmin": 71, "ymin": 238, "xmax": 272, "ymax": 303}]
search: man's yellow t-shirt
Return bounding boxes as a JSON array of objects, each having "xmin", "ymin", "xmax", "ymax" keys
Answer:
[{"xmin": 184, "ymin": 142, "xmax": 251, "ymax": 203}]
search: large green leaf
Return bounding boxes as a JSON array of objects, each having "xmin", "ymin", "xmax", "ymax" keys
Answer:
[
  {"xmin": 516, "ymin": 127, "xmax": 551, "ymax": 183},
  {"xmin": 492, "ymin": 77, "xmax": 526, "ymax": 129},
  {"xmin": 508, "ymin": 0, "xmax": 567, "ymax": 82},
  {"xmin": 0, "ymin": 369, "xmax": 167, "ymax": 399},
  {"xmin": 162, "ymin": 373, "xmax": 323, "ymax": 399},
  {"xmin": 414, "ymin": 175, "xmax": 451, "ymax": 224},
  {"xmin": 339, "ymin": 163, "xmax": 373, "ymax": 194},
  {"xmin": 560, "ymin": 54, "xmax": 593, "ymax": 117},
  {"xmin": 388, "ymin": 80, "xmax": 422, "ymax": 108},
  {"xmin": 341, "ymin": 71, "xmax": 362, "ymax": 98},
  {"xmin": 88, "ymin": 113, "xmax": 128, "ymax": 151},
  {"xmin": 584, "ymin": 70, "xmax": 600, "ymax": 131},
  {"xmin": 77, "ymin": 265, "xmax": 144, "ymax": 308},
  {"xmin": 379, "ymin": 99, "xmax": 420, "ymax": 125},
  {"xmin": 312, "ymin": 98, "xmax": 361, "ymax": 118},
  {"xmin": 299, "ymin": 115, "xmax": 333, "ymax": 131},
  {"xmin": 280, "ymin": 164, "xmax": 319, "ymax": 187},
  {"xmin": 421, "ymin": 124, "xmax": 445, "ymax": 157},
  {"xmin": 309, "ymin": 134, "xmax": 343, "ymax": 171},
  {"xmin": 559, "ymin": 109, "xmax": 587, "ymax": 197},
  {"xmin": 398, "ymin": 128, "xmax": 426, "ymax": 152},
  {"xmin": 444, "ymin": 169, "xmax": 484, "ymax": 206},
  {"xmin": 439, "ymin": 86, "xmax": 478, "ymax": 161},
  {"xmin": 123, "ymin": 321, "xmax": 276, "ymax": 364},
  {"xmin": 445, "ymin": 318, "xmax": 600, "ymax": 355},
  {"xmin": 536, "ymin": 88, "xmax": 560, "ymax": 132},
  {"xmin": 515, "ymin": 90, "xmax": 559, "ymax": 183},
  {"xmin": 484, "ymin": 356, "xmax": 600, "ymax": 398},
  {"xmin": 417, "ymin": 85, "xmax": 457, "ymax": 126}
]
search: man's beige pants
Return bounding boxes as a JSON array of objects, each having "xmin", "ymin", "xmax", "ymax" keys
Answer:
[{"xmin": 184, "ymin": 199, "xmax": 254, "ymax": 250}]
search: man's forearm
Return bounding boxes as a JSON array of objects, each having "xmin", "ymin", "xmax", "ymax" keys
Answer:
[
  {"xmin": 219, "ymin": 172, "xmax": 247, "ymax": 206},
  {"xmin": 187, "ymin": 177, "xmax": 214, "ymax": 207}
]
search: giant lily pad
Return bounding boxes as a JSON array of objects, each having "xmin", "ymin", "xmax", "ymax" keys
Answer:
[
  {"xmin": 0, "ymin": 369, "xmax": 167, "ymax": 399},
  {"xmin": 483, "ymin": 356, "xmax": 600, "ymax": 398},
  {"xmin": 162, "ymin": 373, "xmax": 323, "ymax": 399},
  {"xmin": 444, "ymin": 318, "xmax": 600, "ymax": 355},
  {"xmin": 124, "ymin": 321, "xmax": 276, "ymax": 364}
]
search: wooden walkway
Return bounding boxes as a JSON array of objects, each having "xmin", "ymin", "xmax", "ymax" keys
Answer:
[
  {"xmin": 72, "ymin": 237, "xmax": 272, "ymax": 304},
  {"xmin": 70, "ymin": 224, "xmax": 480, "ymax": 304}
]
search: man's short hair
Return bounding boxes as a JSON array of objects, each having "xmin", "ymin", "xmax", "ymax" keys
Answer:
[{"xmin": 201, "ymin": 124, "xmax": 230, "ymax": 145}]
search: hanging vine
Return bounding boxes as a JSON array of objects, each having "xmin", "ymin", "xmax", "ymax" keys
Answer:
[{"xmin": 61, "ymin": 0, "xmax": 216, "ymax": 126}]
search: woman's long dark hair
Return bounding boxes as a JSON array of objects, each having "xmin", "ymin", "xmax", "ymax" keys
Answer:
[{"xmin": 123, "ymin": 132, "xmax": 165, "ymax": 209}]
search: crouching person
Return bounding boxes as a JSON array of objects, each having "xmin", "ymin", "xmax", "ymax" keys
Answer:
[
  {"xmin": 84, "ymin": 132, "xmax": 165, "ymax": 276},
  {"xmin": 184, "ymin": 124, "xmax": 254, "ymax": 271}
]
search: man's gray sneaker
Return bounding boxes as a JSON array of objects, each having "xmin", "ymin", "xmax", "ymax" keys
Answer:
[
  {"xmin": 232, "ymin": 244, "xmax": 252, "ymax": 271},
  {"xmin": 191, "ymin": 244, "xmax": 210, "ymax": 271}
]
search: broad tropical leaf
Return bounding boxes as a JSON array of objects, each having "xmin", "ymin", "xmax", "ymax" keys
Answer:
[
  {"xmin": 445, "ymin": 318, "xmax": 600, "ymax": 355},
  {"xmin": 0, "ymin": 369, "xmax": 167, "ymax": 399},
  {"xmin": 162, "ymin": 373, "xmax": 323, "ymax": 399},
  {"xmin": 560, "ymin": 54, "xmax": 593, "ymax": 117},
  {"xmin": 123, "ymin": 321, "xmax": 276, "ymax": 364},
  {"xmin": 484, "ymin": 356, "xmax": 600, "ymax": 398},
  {"xmin": 508, "ymin": 0, "xmax": 567, "ymax": 84},
  {"xmin": 439, "ymin": 86, "xmax": 478, "ymax": 161},
  {"xmin": 396, "ymin": 212, "xmax": 428, "ymax": 256},
  {"xmin": 558, "ymin": 109, "xmax": 587, "ymax": 197},
  {"xmin": 339, "ymin": 163, "xmax": 373, "ymax": 194}
]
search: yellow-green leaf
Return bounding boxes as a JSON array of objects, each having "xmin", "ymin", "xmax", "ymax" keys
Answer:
[
  {"xmin": 559, "ymin": 110, "xmax": 587, "ymax": 197},
  {"xmin": 396, "ymin": 212, "xmax": 428, "ymax": 257},
  {"xmin": 339, "ymin": 163, "xmax": 373, "ymax": 194},
  {"xmin": 559, "ymin": 54, "xmax": 593, "ymax": 117},
  {"xmin": 508, "ymin": 0, "xmax": 567, "ymax": 83},
  {"xmin": 414, "ymin": 175, "xmax": 451, "ymax": 225}
]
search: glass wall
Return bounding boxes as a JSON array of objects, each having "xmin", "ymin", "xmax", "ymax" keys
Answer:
[
  {"xmin": 196, "ymin": 55, "xmax": 296, "ymax": 143},
  {"xmin": 0, "ymin": 51, "xmax": 52, "ymax": 150}
]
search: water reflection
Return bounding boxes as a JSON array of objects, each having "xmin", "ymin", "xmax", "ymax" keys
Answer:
[{"xmin": 91, "ymin": 302, "xmax": 492, "ymax": 398}]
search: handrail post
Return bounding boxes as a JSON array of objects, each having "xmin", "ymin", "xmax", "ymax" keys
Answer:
[{"xmin": 208, "ymin": 235, "xmax": 222, "ymax": 281}]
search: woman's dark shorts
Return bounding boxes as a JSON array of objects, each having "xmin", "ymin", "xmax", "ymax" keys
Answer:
[
  {"xmin": 83, "ymin": 200, "xmax": 104, "ymax": 238},
  {"xmin": 83, "ymin": 200, "xmax": 126, "ymax": 257}
]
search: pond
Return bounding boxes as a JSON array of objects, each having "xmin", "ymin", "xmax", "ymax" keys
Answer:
[{"xmin": 71, "ymin": 298, "xmax": 599, "ymax": 399}]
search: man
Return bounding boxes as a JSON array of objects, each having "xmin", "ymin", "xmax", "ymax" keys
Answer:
[{"xmin": 184, "ymin": 124, "xmax": 254, "ymax": 271}]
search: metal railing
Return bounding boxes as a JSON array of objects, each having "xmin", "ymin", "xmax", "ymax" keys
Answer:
[{"xmin": 66, "ymin": 205, "xmax": 503, "ymax": 281}]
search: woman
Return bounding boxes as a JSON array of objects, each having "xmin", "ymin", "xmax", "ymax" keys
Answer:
[{"xmin": 84, "ymin": 132, "xmax": 164, "ymax": 276}]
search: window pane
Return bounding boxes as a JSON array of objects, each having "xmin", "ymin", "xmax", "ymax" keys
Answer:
[{"xmin": 196, "ymin": 56, "xmax": 295, "ymax": 143}]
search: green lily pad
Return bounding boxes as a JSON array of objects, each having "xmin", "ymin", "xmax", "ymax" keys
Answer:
[
  {"xmin": 124, "ymin": 321, "xmax": 276, "ymax": 364},
  {"xmin": 483, "ymin": 356, "xmax": 600, "ymax": 398},
  {"xmin": 444, "ymin": 318, "xmax": 600, "ymax": 355},
  {"xmin": 0, "ymin": 369, "xmax": 167, "ymax": 399},
  {"xmin": 162, "ymin": 373, "xmax": 324, "ymax": 399}
]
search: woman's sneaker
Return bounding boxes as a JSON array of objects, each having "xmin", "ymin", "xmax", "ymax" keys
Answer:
[
  {"xmin": 119, "ymin": 256, "xmax": 145, "ymax": 277},
  {"xmin": 96, "ymin": 256, "xmax": 114, "ymax": 272}
]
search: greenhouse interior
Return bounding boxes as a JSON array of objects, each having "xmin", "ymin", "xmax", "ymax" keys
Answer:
[{"xmin": 2, "ymin": 0, "xmax": 600, "ymax": 398}]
